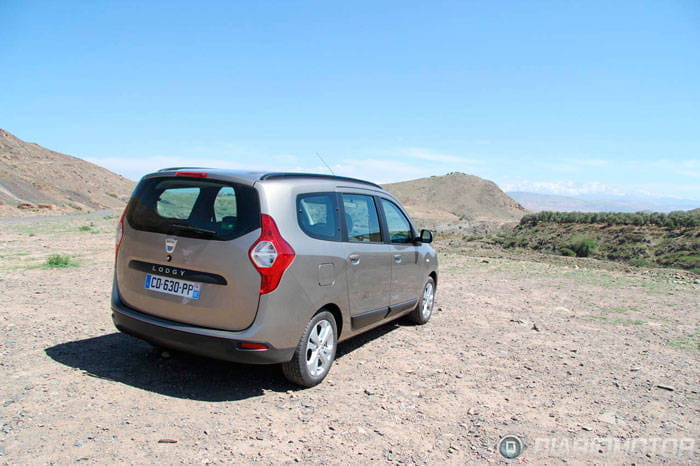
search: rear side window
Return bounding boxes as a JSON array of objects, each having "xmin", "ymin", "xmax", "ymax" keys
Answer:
[
  {"xmin": 297, "ymin": 193, "xmax": 340, "ymax": 241},
  {"xmin": 341, "ymin": 194, "xmax": 382, "ymax": 243},
  {"xmin": 379, "ymin": 198, "xmax": 414, "ymax": 243},
  {"xmin": 126, "ymin": 177, "xmax": 260, "ymax": 241}
]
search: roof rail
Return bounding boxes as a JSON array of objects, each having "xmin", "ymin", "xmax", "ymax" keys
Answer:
[{"xmin": 259, "ymin": 172, "xmax": 382, "ymax": 188}]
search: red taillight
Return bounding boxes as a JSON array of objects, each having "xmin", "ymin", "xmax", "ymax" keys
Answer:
[
  {"xmin": 249, "ymin": 214, "xmax": 295, "ymax": 294},
  {"xmin": 239, "ymin": 342, "xmax": 268, "ymax": 350},
  {"xmin": 176, "ymin": 171, "xmax": 208, "ymax": 178},
  {"xmin": 115, "ymin": 208, "xmax": 126, "ymax": 263}
]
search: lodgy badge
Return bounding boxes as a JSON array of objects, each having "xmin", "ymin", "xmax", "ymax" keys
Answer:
[{"xmin": 151, "ymin": 264, "xmax": 185, "ymax": 277}]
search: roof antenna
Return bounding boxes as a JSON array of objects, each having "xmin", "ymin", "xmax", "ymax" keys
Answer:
[{"xmin": 316, "ymin": 152, "xmax": 335, "ymax": 175}]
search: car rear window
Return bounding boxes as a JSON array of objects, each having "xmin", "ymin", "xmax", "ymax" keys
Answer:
[{"xmin": 126, "ymin": 177, "xmax": 260, "ymax": 241}]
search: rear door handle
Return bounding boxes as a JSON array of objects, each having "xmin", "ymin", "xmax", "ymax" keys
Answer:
[
  {"xmin": 393, "ymin": 254, "xmax": 402, "ymax": 263},
  {"xmin": 348, "ymin": 254, "xmax": 360, "ymax": 265}
]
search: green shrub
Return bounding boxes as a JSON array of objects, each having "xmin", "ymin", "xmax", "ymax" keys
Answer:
[
  {"xmin": 560, "ymin": 248, "xmax": 576, "ymax": 257},
  {"xmin": 45, "ymin": 254, "xmax": 76, "ymax": 268},
  {"xmin": 628, "ymin": 257, "xmax": 650, "ymax": 267},
  {"xmin": 565, "ymin": 237, "xmax": 598, "ymax": 257},
  {"xmin": 78, "ymin": 225, "xmax": 92, "ymax": 232}
]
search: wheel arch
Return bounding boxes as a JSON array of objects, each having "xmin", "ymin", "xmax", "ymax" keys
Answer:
[{"xmin": 318, "ymin": 303, "xmax": 343, "ymax": 338}]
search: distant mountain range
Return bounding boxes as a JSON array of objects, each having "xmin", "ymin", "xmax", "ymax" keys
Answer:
[
  {"xmin": 508, "ymin": 191, "xmax": 699, "ymax": 213},
  {"xmin": 2, "ymin": 126, "xmax": 695, "ymax": 222}
]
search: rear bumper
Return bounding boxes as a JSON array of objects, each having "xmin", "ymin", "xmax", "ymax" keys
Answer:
[{"xmin": 111, "ymin": 288, "xmax": 294, "ymax": 365}]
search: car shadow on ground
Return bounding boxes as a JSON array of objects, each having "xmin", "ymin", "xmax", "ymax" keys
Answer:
[{"xmin": 44, "ymin": 321, "xmax": 404, "ymax": 402}]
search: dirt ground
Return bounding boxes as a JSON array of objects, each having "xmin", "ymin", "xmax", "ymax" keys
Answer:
[{"xmin": 1, "ymin": 215, "xmax": 698, "ymax": 464}]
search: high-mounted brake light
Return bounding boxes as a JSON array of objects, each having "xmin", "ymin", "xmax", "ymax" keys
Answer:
[
  {"xmin": 115, "ymin": 208, "xmax": 126, "ymax": 263},
  {"xmin": 249, "ymin": 214, "xmax": 295, "ymax": 294},
  {"xmin": 176, "ymin": 171, "xmax": 208, "ymax": 178}
]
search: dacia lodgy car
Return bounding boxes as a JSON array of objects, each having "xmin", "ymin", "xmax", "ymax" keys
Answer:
[{"xmin": 112, "ymin": 169, "xmax": 438, "ymax": 387}]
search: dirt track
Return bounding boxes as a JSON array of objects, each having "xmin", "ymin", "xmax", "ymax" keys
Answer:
[{"xmin": 1, "ymin": 216, "xmax": 698, "ymax": 464}]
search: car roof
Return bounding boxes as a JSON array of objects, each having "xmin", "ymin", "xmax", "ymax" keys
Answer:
[{"xmin": 148, "ymin": 168, "xmax": 383, "ymax": 189}]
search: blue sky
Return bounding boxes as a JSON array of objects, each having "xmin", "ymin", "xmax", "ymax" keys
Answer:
[{"xmin": 1, "ymin": 1, "xmax": 699, "ymax": 199}]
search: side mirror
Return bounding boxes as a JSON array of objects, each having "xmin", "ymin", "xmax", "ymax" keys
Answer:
[{"xmin": 419, "ymin": 229, "xmax": 433, "ymax": 243}]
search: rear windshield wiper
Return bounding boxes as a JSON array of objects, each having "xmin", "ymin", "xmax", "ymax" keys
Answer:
[{"xmin": 168, "ymin": 224, "xmax": 216, "ymax": 238}]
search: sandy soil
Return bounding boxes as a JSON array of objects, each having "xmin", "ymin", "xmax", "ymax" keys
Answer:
[{"xmin": 1, "ymin": 216, "xmax": 698, "ymax": 464}]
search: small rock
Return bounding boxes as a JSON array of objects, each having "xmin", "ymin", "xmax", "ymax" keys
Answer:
[
  {"xmin": 532, "ymin": 323, "xmax": 540, "ymax": 332},
  {"xmin": 598, "ymin": 412, "xmax": 617, "ymax": 424},
  {"xmin": 581, "ymin": 425, "xmax": 592, "ymax": 431},
  {"xmin": 510, "ymin": 318, "xmax": 527, "ymax": 324},
  {"xmin": 17, "ymin": 202, "xmax": 36, "ymax": 210},
  {"xmin": 656, "ymin": 384, "xmax": 675, "ymax": 392},
  {"xmin": 480, "ymin": 259, "xmax": 489, "ymax": 263},
  {"xmin": 73, "ymin": 441, "xmax": 83, "ymax": 447},
  {"xmin": 160, "ymin": 351, "xmax": 171, "ymax": 359},
  {"xmin": 630, "ymin": 367, "xmax": 641, "ymax": 372},
  {"xmin": 158, "ymin": 439, "xmax": 178, "ymax": 444}
]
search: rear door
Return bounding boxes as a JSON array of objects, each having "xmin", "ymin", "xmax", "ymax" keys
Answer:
[
  {"xmin": 339, "ymin": 193, "xmax": 391, "ymax": 328},
  {"xmin": 378, "ymin": 197, "xmax": 423, "ymax": 307},
  {"xmin": 115, "ymin": 175, "xmax": 262, "ymax": 331}
]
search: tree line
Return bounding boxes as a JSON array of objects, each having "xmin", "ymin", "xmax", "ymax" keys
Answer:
[{"xmin": 519, "ymin": 210, "xmax": 700, "ymax": 228}]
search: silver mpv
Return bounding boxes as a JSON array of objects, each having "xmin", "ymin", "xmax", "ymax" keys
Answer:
[{"xmin": 112, "ymin": 169, "xmax": 438, "ymax": 386}]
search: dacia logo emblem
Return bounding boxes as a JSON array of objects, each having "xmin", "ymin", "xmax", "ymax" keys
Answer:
[{"xmin": 165, "ymin": 238, "xmax": 177, "ymax": 254}]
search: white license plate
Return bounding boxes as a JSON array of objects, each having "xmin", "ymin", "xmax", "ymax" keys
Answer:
[{"xmin": 144, "ymin": 274, "xmax": 201, "ymax": 299}]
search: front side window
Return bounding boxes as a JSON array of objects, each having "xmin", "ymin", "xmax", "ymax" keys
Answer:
[
  {"xmin": 341, "ymin": 194, "xmax": 382, "ymax": 243},
  {"xmin": 127, "ymin": 177, "xmax": 259, "ymax": 241},
  {"xmin": 380, "ymin": 198, "xmax": 413, "ymax": 243},
  {"xmin": 297, "ymin": 193, "xmax": 340, "ymax": 241}
]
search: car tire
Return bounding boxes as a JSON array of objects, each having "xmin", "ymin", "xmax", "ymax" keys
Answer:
[
  {"xmin": 281, "ymin": 310, "xmax": 338, "ymax": 387},
  {"xmin": 408, "ymin": 277, "xmax": 436, "ymax": 325}
]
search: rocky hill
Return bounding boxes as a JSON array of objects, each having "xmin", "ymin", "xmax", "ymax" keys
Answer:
[
  {"xmin": 383, "ymin": 172, "xmax": 527, "ymax": 232},
  {"xmin": 0, "ymin": 129, "xmax": 135, "ymax": 216}
]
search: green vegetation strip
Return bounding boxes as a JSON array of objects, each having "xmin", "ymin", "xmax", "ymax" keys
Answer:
[{"xmin": 520, "ymin": 210, "xmax": 700, "ymax": 228}]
